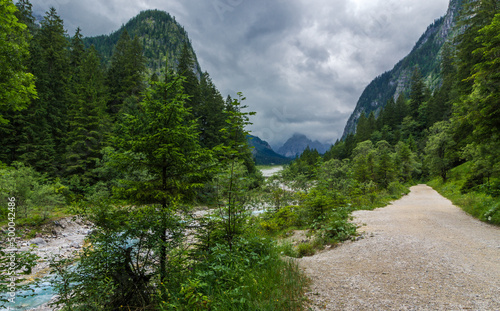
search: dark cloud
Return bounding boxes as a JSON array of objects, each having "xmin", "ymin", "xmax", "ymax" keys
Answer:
[{"xmin": 33, "ymin": 0, "xmax": 449, "ymax": 148}]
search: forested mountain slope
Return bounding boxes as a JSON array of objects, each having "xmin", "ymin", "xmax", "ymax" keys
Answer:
[
  {"xmin": 84, "ymin": 9, "xmax": 201, "ymax": 76},
  {"xmin": 342, "ymin": 0, "xmax": 463, "ymax": 138}
]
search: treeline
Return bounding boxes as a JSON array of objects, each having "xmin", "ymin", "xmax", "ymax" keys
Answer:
[{"xmin": 310, "ymin": 0, "xmax": 499, "ymax": 224}]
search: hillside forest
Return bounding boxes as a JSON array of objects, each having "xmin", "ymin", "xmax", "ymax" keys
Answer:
[{"xmin": 0, "ymin": 0, "xmax": 499, "ymax": 310}]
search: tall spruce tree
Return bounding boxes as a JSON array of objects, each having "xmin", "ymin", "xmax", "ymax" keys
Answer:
[
  {"xmin": 106, "ymin": 30, "xmax": 146, "ymax": 115},
  {"xmin": 409, "ymin": 67, "xmax": 426, "ymax": 120},
  {"xmin": 455, "ymin": 0, "xmax": 500, "ymax": 96},
  {"xmin": 16, "ymin": 7, "xmax": 69, "ymax": 174},
  {"xmin": 65, "ymin": 46, "xmax": 109, "ymax": 190},
  {"xmin": 177, "ymin": 42, "xmax": 201, "ymax": 120},
  {"xmin": 198, "ymin": 72, "xmax": 227, "ymax": 148},
  {"xmin": 113, "ymin": 72, "xmax": 212, "ymax": 296}
]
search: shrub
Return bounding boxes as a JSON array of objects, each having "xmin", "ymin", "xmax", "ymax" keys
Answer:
[
  {"xmin": 259, "ymin": 205, "xmax": 300, "ymax": 234},
  {"xmin": 387, "ymin": 181, "xmax": 409, "ymax": 197},
  {"xmin": 297, "ymin": 242, "xmax": 315, "ymax": 257}
]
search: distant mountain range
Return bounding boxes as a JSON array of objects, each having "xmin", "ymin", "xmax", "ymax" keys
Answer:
[
  {"xmin": 247, "ymin": 135, "xmax": 291, "ymax": 165},
  {"xmin": 342, "ymin": 0, "xmax": 463, "ymax": 138},
  {"xmin": 277, "ymin": 133, "xmax": 330, "ymax": 158},
  {"xmin": 248, "ymin": 133, "xmax": 330, "ymax": 164}
]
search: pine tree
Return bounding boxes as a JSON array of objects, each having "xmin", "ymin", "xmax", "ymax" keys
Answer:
[
  {"xmin": 427, "ymin": 43, "xmax": 457, "ymax": 125},
  {"xmin": 16, "ymin": 7, "xmax": 69, "ymax": 173},
  {"xmin": 355, "ymin": 112, "xmax": 369, "ymax": 142},
  {"xmin": 455, "ymin": 0, "xmax": 500, "ymax": 96},
  {"xmin": 14, "ymin": 0, "xmax": 37, "ymax": 34},
  {"xmin": 198, "ymin": 72, "xmax": 227, "ymax": 148},
  {"xmin": 394, "ymin": 94, "xmax": 408, "ymax": 125},
  {"xmin": 177, "ymin": 42, "xmax": 201, "ymax": 119},
  {"xmin": 113, "ymin": 72, "xmax": 212, "ymax": 293},
  {"xmin": 65, "ymin": 46, "xmax": 109, "ymax": 190},
  {"xmin": 106, "ymin": 30, "xmax": 146, "ymax": 115},
  {"xmin": 409, "ymin": 67, "xmax": 426, "ymax": 120}
]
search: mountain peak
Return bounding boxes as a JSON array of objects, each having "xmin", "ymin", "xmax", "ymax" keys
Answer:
[
  {"xmin": 84, "ymin": 9, "xmax": 201, "ymax": 76},
  {"xmin": 277, "ymin": 134, "xmax": 330, "ymax": 158}
]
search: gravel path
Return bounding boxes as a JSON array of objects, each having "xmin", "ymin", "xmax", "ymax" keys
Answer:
[{"xmin": 299, "ymin": 184, "xmax": 500, "ymax": 310}]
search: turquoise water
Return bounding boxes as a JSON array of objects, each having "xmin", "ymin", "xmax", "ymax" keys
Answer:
[{"xmin": 1, "ymin": 277, "xmax": 56, "ymax": 310}]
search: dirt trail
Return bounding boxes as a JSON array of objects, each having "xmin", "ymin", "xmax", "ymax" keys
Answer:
[{"xmin": 299, "ymin": 184, "xmax": 500, "ymax": 310}]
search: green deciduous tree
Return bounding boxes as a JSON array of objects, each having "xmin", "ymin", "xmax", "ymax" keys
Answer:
[
  {"xmin": 0, "ymin": 0, "xmax": 37, "ymax": 124},
  {"xmin": 213, "ymin": 93, "xmax": 257, "ymax": 248},
  {"xmin": 424, "ymin": 121, "xmax": 456, "ymax": 182}
]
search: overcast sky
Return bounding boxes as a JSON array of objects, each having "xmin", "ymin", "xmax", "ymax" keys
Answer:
[{"xmin": 32, "ymin": 0, "xmax": 450, "ymax": 149}]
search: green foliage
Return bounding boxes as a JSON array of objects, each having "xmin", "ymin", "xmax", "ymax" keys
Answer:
[
  {"xmin": 211, "ymin": 93, "xmax": 260, "ymax": 248},
  {"xmin": 0, "ymin": 232, "xmax": 40, "ymax": 308},
  {"xmin": 259, "ymin": 206, "xmax": 301, "ymax": 234},
  {"xmin": 424, "ymin": 121, "xmax": 457, "ymax": 182},
  {"xmin": 65, "ymin": 45, "xmax": 110, "ymax": 192},
  {"xmin": 105, "ymin": 29, "xmax": 147, "ymax": 115},
  {"xmin": 0, "ymin": 163, "xmax": 65, "ymax": 221},
  {"xmin": 186, "ymin": 235, "xmax": 307, "ymax": 311},
  {"xmin": 297, "ymin": 242, "xmax": 315, "ymax": 257},
  {"xmin": 0, "ymin": 0, "xmax": 37, "ymax": 123}
]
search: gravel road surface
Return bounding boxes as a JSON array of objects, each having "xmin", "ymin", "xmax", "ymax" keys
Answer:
[{"xmin": 299, "ymin": 184, "xmax": 500, "ymax": 310}]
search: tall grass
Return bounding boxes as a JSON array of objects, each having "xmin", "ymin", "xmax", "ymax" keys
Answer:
[{"xmin": 164, "ymin": 235, "xmax": 309, "ymax": 311}]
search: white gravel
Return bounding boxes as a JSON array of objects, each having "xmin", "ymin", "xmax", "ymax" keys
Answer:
[
  {"xmin": 299, "ymin": 184, "xmax": 500, "ymax": 310},
  {"xmin": 260, "ymin": 166, "xmax": 284, "ymax": 178}
]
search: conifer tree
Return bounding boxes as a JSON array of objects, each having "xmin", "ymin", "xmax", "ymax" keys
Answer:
[
  {"xmin": 177, "ymin": 42, "xmax": 202, "ymax": 120},
  {"xmin": 16, "ymin": 7, "xmax": 69, "ymax": 173},
  {"xmin": 198, "ymin": 72, "xmax": 227, "ymax": 148},
  {"xmin": 394, "ymin": 94, "xmax": 408, "ymax": 125},
  {"xmin": 355, "ymin": 112, "xmax": 369, "ymax": 142},
  {"xmin": 113, "ymin": 72, "xmax": 212, "ymax": 292},
  {"xmin": 409, "ymin": 67, "xmax": 426, "ymax": 120},
  {"xmin": 455, "ymin": 0, "xmax": 500, "ymax": 96},
  {"xmin": 65, "ymin": 46, "xmax": 109, "ymax": 190},
  {"xmin": 106, "ymin": 30, "xmax": 146, "ymax": 115}
]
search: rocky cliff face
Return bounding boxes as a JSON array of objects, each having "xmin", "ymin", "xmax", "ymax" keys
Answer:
[
  {"xmin": 277, "ymin": 133, "xmax": 330, "ymax": 158},
  {"xmin": 342, "ymin": 0, "xmax": 463, "ymax": 138}
]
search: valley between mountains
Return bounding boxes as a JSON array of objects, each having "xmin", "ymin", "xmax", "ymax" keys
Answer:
[{"xmin": 299, "ymin": 185, "xmax": 500, "ymax": 310}]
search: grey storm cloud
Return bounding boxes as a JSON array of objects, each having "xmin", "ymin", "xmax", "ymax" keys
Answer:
[{"xmin": 33, "ymin": 0, "xmax": 449, "ymax": 149}]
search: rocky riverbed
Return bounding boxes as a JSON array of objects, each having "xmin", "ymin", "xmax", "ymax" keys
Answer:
[{"xmin": 1, "ymin": 216, "xmax": 92, "ymax": 311}]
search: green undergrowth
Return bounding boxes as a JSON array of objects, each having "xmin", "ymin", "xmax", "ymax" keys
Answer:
[{"xmin": 161, "ymin": 235, "xmax": 309, "ymax": 311}]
